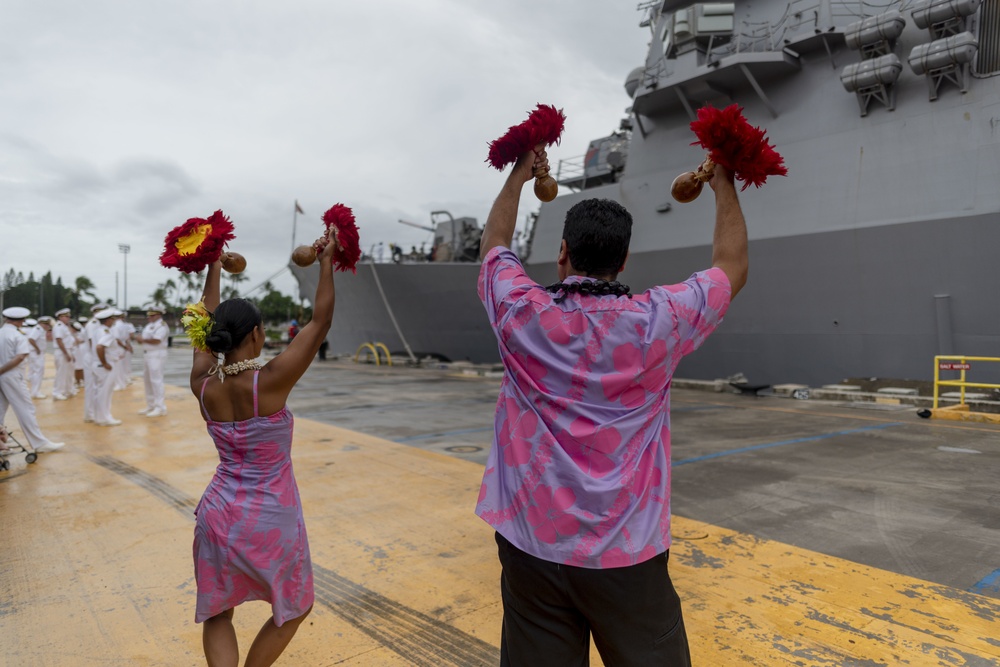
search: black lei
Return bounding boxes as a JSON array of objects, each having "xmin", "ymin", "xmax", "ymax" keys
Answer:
[{"xmin": 545, "ymin": 279, "xmax": 632, "ymax": 303}]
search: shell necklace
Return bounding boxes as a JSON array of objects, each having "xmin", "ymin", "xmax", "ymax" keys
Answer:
[{"xmin": 221, "ymin": 359, "xmax": 263, "ymax": 376}]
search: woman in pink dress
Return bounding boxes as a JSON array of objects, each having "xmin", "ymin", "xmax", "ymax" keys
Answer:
[{"xmin": 190, "ymin": 236, "xmax": 335, "ymax": 666}]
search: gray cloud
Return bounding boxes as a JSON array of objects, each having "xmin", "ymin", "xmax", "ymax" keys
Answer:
[{"xmin": 0, "ymin": 1, "xmax": 647, "ymax": 308}]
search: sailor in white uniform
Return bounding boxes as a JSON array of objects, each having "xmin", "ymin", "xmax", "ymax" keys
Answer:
[
  {"xmin": 136, "ymin": 305, "xmax": 170, "ymax": 417},
  {"xmin": 0, "ymin": 307, "xmax": 64, "ymax": 452},
  {"xmin": 91, "ymin": 308, "xmax": 122, "ymax": 426},
  {"xmin": 27, "ymin": 316, "xmax": 51, "ymax": 398},
  {"xmin": 82, "ymin": 303, "xmax": 108, "ymax": 423},
  {"xmin": 74, "ymin": 317, "xmax": 88, "ymax": 388},
  {"xmin": 51, "ymin": 308, "xmax": 76, "ymax": 400},
  {"xmin": 112, "ymin": 313, "xmax": 134, "ymax": 391}
]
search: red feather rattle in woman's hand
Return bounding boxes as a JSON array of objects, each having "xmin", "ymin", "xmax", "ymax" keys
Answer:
[
  {"xmin": 290, "ymin": 203, "xmax": 361, "ymax": 273},
  {"xmin": 671, "ymin": 104, "xmax": 787, "ymax": 203},
  {"xmin": 487, "ymin": 104, "xmax": 566, "ymax": 202},
  {"xmin": 160, "ymin": 210, "xmax": 246, "ymax": 274}
]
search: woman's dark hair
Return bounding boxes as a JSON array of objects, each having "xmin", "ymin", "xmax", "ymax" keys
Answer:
[
  {"xmin": 562, "ymin": 198, "xmax": 632, "ymax": 277},
  {"xmin": 205, "ymin": 298, "xmax": 263, "ymax": 354}
]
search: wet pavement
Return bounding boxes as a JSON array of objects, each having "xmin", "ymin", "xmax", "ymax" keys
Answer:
[
  {"xmin": 164, "ymin": 347, "xmax": 1000, "ymax": 598},
  {"xmin": 2, "ymin": 347, "xmax": 997, "ymax": 665}
]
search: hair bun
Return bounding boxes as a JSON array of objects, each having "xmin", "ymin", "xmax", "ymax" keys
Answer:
[{"xmin": 206, "ymin": 329, "xmax": 234, "ymax": 353}]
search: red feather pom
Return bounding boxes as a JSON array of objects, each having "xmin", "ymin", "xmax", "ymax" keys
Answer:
[
  {"xmin": 159, "ymin": 210, "xmax": 236, "ymax": 273},
  {"xmin": 487, "ymin": 104, "xmax": 566, "ymax": 170},
  {"xmin": 690, "ymin": 104, "xmax": 787, "ymax": 191},
  {"xmin": 320, "ymin": 204, "xmax": 361, "ymax": 273}
]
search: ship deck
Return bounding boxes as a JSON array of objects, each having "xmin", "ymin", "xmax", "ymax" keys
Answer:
[{"xmin": 2, "ymin": 349, "xmax": 999, "ymax": 666}]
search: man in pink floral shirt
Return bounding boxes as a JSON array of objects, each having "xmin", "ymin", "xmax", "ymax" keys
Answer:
[{"xmin": 477, "ymin": 147, "xmax": 748, "ymax": 666}]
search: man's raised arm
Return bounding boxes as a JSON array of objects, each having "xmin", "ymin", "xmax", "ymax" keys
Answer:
[
  {"xmin": 479, "ymin": 148, "xmax": 548, "ymax": 261},
  {"xmin": 709, "ymin": 165, "xmax": 749, "ymax": 298}
]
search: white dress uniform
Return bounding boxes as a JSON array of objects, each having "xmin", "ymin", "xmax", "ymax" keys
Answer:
[
  {"xmin": 27, "ymin": 323, "xmax": 48, "ymax": 398},
  {"xmin": 82, "ymin": 317, "xmax": 103, "ymax": 422},
  {"xmin": 0, "ymin": 320, "xmax": 63, "ymax": 451},
  {"xmin": 73, "ymin": 322, "xmax": 87, "ymax": 376},
  {"xmin": 51, "ymin": 318, "xmax": 76, "ymax": 399},
  {"xmin": 122, "ymin": 321, "xmax": 136, "ymax": 386},
  {"xmin": 140, "ymin": 317, "xmax": 170, "ymax": 415},
  {"xmin": 92, "ymin": 321, "xmax": 122, "ymax": 426},
  {"xmin": 112, "ymin": 318, "xmax": 133, "ymax": 391}
]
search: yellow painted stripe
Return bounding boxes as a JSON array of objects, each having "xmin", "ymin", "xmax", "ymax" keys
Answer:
[{"xmin": 2, "ymin": 381, "xmax": 998, "ymax": 665}]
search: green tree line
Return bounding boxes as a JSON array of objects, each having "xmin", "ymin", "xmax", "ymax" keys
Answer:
[
  {"xmin": 1, "ymin": 267, "xmax": 306, "ymax": 325},
  {"xmin": 1, "ymin": 269, "xmax": 104, "ymax": 317},
  {"xmin": 148, "ymin": 271, "xmax": 308, "ymax": 325}
]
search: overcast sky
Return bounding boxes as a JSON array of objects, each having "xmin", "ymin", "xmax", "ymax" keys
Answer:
[{"xmin": 0, "ymin": 1, "xmax": 648, "ymax": 311}]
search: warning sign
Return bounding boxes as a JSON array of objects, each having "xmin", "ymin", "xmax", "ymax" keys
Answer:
[{"xmin": 939, "ymin": 362, "xmax": 971, "ymax": 371}]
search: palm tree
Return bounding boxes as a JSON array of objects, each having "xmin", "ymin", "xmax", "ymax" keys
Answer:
[
  {"xmin": 179, "ymin": 271, "xmax": 203, "ymax": 304},
  {"xmin": 149, "ymin": 286, "xmax": 170, "ymax": 311},
  {"xmin": 148, "ymin": 278, "xmax": 177, "ymax": 312},
  {"xmin": 163, "ymin": 278, "xmax": 178, "ymax": 310},
  {"xmin": 74, "ymin": 276, "xmax": 98, "ymax": 302},
  {"xmin": 222, "ymin": 271, "xmax": 249, "ymax": 301}
]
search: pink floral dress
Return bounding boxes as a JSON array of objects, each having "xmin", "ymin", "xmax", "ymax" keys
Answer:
[{"xmin": 193, "ymin": 371, "xmax": 314, "ymax": 626}]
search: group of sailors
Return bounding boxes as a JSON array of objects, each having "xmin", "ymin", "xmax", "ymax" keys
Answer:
[{"xmin": 0, "ymin": 303, "xmax": 171, "ymax": 457}]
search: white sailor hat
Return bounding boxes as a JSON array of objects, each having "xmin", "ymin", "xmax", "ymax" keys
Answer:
[
  {"xmin": 78, "ymin": 316, "xmax": 89, "ymax": 323},
  {"xmin": 25, "ymin": 318, "xmax": 38, "ymax": 326},
  {"xmin": 111, "ymin": 308, "xmax": 124, "ymax": 316},
  {"xmin": 37, "ymin": 315, "xmax": 54, "ymax": 323},
  {"xmin": 94, "ymin": 308, "xmax": 116, "ymax": 320},
  {"xmin": 55, "ymin": 308, "xmax": 71, "ymax": 317},
  {"xmin": 145, "ymin": 304, "xmax": 164, "ymax": 314},
  {"xmin": 91, "ymin": 303, "xmax": 109, "ymax": 312},
  {"xmin": 2, "ymin": 306, "xmax": 30, "ymax": 319}
]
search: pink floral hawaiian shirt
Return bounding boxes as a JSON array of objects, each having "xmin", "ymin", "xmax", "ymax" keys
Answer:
[{"xmin": 477, "ymin": 246, "xmax": 731, "ymax": 568}]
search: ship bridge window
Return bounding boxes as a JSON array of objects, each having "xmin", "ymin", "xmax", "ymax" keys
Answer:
[{"xmin": 977, "ymin": 0, "xmax": 1000, "ymax": 74}]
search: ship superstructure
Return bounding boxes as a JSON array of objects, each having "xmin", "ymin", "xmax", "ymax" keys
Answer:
[{"xmin": 532, "ymin": 0, "xmax": 1000, "ymax": 384}]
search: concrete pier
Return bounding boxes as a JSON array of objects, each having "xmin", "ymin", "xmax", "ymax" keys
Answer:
[{"xmin": 2, "ymin": 351, "xmax": 999, "ymax": 665}]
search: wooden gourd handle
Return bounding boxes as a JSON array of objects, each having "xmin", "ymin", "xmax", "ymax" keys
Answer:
[
  {"xmin": 220, "ymin": 252, "xmax": 247, "ymax": 274},
  {"xmin": 670, "ymin": 157, "xmax": 715, "ymax": 203},
  {"xmin": 291, "ymin": 228, "xmax": 339, "ymax": 268},
  {"xmin": 533, "ymin": 164, "xmax": 558, "ymax": 202}
]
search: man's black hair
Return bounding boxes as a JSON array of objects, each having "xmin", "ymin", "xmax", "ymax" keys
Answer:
[{"xmin": 562, "ymin": 198, "xmax": 632, "ymax": 277}]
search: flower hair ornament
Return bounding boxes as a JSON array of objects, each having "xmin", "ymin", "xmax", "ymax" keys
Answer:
[{"xmin": 181, "ymin": 300, "xmax": 213, "ymax": 353}]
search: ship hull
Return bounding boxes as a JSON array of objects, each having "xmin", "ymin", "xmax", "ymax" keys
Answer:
[
  {"xmin": 291, "ymin": 261, "xmax": 496, "ymax": 364},
  {"xmin": 294, "ymin": 206, "xmax": 998, "ymax": 385}
]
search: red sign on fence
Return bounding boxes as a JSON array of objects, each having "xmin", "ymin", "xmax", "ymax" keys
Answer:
[{"xmin": 939, "ymin": 362, "xmax": 971, "ymax": 371}]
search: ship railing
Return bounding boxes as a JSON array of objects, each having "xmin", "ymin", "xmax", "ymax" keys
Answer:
[
  {"xmin": 641, "ymin": 57, "xmax": 675, "ymax": 87},
  {"xmin": 703, "ymin": 0, "xmax": 908, "ymax": 59},
  {"xmin": 917, "ymin": 355, "xmax": 1000, "ymax": 424},
  {"xmin": 554, "ymin": 154, "xmax": 587, "ymax": 190},
  {"xmin": 639, "ymin": 0, "xmax": 915, "ymax": 86}
]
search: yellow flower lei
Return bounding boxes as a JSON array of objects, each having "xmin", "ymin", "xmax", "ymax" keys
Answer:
[{"xmin": 181, "ymin": 300, "xmax": 213, "ymax": 353}]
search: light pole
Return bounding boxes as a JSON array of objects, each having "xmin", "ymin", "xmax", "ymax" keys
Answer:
[{"xmin": 118, "ymin": 244, "xmax": 130, "ymax": 310}]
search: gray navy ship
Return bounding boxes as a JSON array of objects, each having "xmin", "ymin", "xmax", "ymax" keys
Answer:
[{"xmin": 293, "ymin": 0, "xmax": 1000, "ymax": 386}]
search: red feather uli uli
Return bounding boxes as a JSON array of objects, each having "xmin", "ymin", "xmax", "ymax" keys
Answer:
[
  {"xmin": 487, "ymin": 104, "xmax": 566, "ymax": 170},
  {"xmin": 690, "ymin": 104, "xmax": 787, "ymax": 191},
  {"xmin": 320, "ymin": 204, "xmax": 361, "ymax": 273},
  {"xmin": 159, "ymin": 210, "xmax": 236, "ymax": 273}
]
